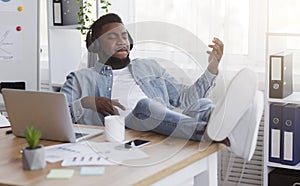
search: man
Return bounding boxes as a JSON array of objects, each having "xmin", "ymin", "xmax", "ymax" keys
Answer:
[{"xmin": 61, "ymin": 13, "xmax": 263, "ymax": 161}]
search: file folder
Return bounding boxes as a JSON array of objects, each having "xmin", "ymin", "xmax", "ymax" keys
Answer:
[
  {"xmin": 53, "ymin": 0, "xmax": 82, "ymax": 26},
  {"xmin": 269, "ymin": 168, "xmax": 300, "ymax": 186},
  {"xmin": 61, "ymin": 0, "xmax": 82, "ymax": 25},
  {"xmin": 281, "ymin": 103, "xmax": 300, "ymax": 165},
  {"xmin": 269, "ymin": 103, "xmax": 286, "ymax": 163},
  {"xmin": 269, "ymin": 52, "xmax": 293, "ymax": 98},
  {"xmin": 53, "ymin": 0, "xmax": 62, "ymax": 25}
]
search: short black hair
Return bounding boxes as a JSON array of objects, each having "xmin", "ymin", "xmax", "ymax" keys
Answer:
[{"xmin": 90, "ymin": 13, "xmax": 123, "ymax": 39}]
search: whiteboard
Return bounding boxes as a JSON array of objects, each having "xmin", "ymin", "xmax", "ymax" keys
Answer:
[{"xmin": 0, "ymin": 0, "xmax": 39, "ymax": 94}]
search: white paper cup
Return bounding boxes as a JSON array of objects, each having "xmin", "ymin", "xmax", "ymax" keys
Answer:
[{"xmin": 104, "ymin": 115, "xmax": 125, "ymax": 142}]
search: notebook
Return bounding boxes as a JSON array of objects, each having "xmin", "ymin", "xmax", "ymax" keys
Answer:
[{"xmin": 2, "ymin": 89, "xmax": 103, "ymax": 142}]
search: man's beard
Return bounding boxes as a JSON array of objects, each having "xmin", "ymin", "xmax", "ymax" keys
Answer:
[{"xmin": 104, "ymin": 55, "xmax": 131, "ymax": 69}]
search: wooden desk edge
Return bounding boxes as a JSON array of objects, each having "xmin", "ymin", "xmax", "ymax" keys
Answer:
[
  {"xmin": 0, "ymin": 126, "xmax": 226, "ymax": 186},
  {"xmin": 133, "ymin": 143, "xmax": 226, "ymax": 186}
]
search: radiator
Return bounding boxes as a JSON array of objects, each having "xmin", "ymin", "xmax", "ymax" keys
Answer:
[{"xmin": 218, "ymin": 113, "xmax": 264, "ymax": 186}]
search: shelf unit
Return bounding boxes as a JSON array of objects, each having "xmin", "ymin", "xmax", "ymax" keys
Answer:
[
  {"xmin": 264, "ymin": 0, "xmax": 300, "ymax": 184},
  {"xmin": 264, "ymin": 36, "xmax": 300, "ymax": 186},
  {"xmin": 46, "ymin": 0, "xmax": 84, "ymax": 90}
]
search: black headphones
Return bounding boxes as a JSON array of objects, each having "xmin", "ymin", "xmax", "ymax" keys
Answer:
[{"xmin": 86, "ymin": 29, "xmax": 134, "ymax": 53}]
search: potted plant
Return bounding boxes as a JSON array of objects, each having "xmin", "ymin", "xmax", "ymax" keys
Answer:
[
  {"xmin": 76, "ymin": 0, "xmax": 111, "ymax": 35},
  {"xmin": 22, "ymin": 125, "xmax": 46, "ymax": 170}
]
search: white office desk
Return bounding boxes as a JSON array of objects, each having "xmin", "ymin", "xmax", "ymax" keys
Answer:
[{"xmin": 0, "ymin": 126, "xmax": 225, "ymax": 186}]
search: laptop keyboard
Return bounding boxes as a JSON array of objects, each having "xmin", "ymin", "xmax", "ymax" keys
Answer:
[{"xmin": 75, "ymin": 132, "xmax": 88, "ymax": 139}]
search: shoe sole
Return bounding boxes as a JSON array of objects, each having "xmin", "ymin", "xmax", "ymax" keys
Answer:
[
  {"xmin": 243, "ymin": 91, "xmax": 264, "ymax": 160},
  {"xmin": 206, "ymin": 68, "xmax": 258, "ymax": 141},
  {"xmin": 228, "ymin": 91, "xmax": 264, "ymax": 161}
]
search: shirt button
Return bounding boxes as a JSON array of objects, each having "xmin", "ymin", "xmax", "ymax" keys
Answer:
[
  {"xmin": 108, "ymin": 88, "xmax": 111, "ymax": 91},
  {"xmin": 109, "ymin": 74, "xmax": 112, "ymax": 77}
]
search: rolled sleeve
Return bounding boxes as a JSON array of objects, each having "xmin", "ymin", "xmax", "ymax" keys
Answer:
[{"xmin": 204, "ymin": 69, "xmax": 217, "ymax": 87}]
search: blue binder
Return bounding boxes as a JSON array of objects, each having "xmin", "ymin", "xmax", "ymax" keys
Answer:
[
  {"xmin": 281, "ymin": 103, "xmax": 300, "ymax": 165},
  {"xmin": 269, "ymin": 103, "xmax": 286, "ymax": 163}
]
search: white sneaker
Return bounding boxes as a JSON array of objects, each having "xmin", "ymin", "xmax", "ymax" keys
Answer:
[
  {"xmin": 206, "ymin": 68, "xmax": 258, "ymax": 141},
  {"xmin": 228, "ymin": 91, "xmax": 264, "ymax": 161}
]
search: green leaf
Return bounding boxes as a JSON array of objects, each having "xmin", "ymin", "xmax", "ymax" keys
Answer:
[
  {"xmin": 76, "ymin": 0, "xmax": 112, "ymax": 36},
  {"xmin": 24, "ymin": 125, "xmax": 41, "ymax": 149}
]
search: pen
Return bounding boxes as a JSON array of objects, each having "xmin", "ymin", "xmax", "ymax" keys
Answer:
[{"xmin": 6, "ymin": 130, "xmax": 12, "ymax": 135}]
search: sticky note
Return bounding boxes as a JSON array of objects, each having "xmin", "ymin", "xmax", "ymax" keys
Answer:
[
  {"xmin": 47, "ymin": 169, "xmax": 74, "ymax": 179},
  {"xmin": 80, "ymin": 167, "xmax": 105, "ymax": 176}
]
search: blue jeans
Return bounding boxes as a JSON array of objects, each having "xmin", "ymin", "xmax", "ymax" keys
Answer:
[{"xmin": 125, "ymin": 98, "xmax": 214, "ymax": 141}]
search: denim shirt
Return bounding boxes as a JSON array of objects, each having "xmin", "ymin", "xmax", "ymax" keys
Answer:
[{"xmin": 60, "ymin": 58, "xmax": 217, "ymax": 125}]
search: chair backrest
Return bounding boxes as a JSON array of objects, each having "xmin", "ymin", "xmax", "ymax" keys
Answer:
[{"xmin": 0, "ymin": 82, "xmax": 25, "ymax": 93}]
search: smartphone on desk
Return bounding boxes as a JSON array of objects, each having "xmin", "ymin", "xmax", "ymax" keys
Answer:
[{"xmin": 124, "ymin": 139, "xmax": 150, "ymax": 148}]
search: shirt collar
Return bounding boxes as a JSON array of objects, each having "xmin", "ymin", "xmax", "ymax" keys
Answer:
[{"xmin": 94, "ymin": 61, "xmax": 112, "ymax": 74}]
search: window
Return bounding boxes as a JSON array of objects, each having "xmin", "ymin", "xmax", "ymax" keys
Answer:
[{"xmin": 133, "ymin": 0, "xmax": 253, "ymax": 57}]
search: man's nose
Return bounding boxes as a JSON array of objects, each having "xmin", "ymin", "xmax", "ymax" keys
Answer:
[{"xmin": 116, "ymin": 36, "xmax": 127, "ymax": 45}]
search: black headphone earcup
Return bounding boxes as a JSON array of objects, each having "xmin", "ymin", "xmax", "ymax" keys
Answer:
[
  {"xmin": 86, "ymin": 30, "xmax": 100, "ymax": 53},
  {"xmin": 88, "ymin": 39, "xmax": 100, "ymax": 53},
  {"xmin": 128, "ymin": 32, "xmax": 134, "ymax": 50}
]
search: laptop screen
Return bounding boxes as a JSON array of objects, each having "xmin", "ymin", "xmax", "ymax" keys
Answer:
[{"xmin": 2, "ymin": 89, "xmax": 102, "ymax": 142}]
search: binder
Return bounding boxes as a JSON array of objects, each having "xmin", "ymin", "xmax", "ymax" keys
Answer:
[
  {"xmin": 281, "ymin": 103, "xmax": 300, "ymax": 165},
  {"xmin": 269, "ymin": 168, "xmax": 300, "ymax": 186},
  {"xmin": 53, "ymin": 0, "xmax": 62, "ymax": 25},
  {"xmin": 61, "ymin": 0, "xmax": 82, "ymax": 25},
  {"xmin": 269, "ymin": 103, "xmax": 286, "ymax": 163},
  {"xmin": 269, "ymin": 52, "xmax": 293, "ymax": 98},
  {"xmin": 53, "ymin": 0, "xmax": 82, "ymax": 26}
]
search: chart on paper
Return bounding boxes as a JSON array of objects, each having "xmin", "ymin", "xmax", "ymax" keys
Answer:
[{"xmin": 0, "ymin": 26, "xmax": 20, "ymax": 62}]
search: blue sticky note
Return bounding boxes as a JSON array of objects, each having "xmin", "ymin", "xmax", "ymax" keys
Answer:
[
  {"xmin": 80, "ymin": 167, "xmax": 105, "ymax": 176},
  {"xmin": 47, "ymin": 169, "xmax": 74, "ymax": 179}
]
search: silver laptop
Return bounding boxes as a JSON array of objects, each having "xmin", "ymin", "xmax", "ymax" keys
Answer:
[{"xmin": 2, "ymin": 89, "xmax": 103, "ymax": 142}]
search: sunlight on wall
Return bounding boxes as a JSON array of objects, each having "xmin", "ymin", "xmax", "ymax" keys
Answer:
[{"xmin": 269, "ymin": 0, "xmax": 300, "ymax": 33}]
